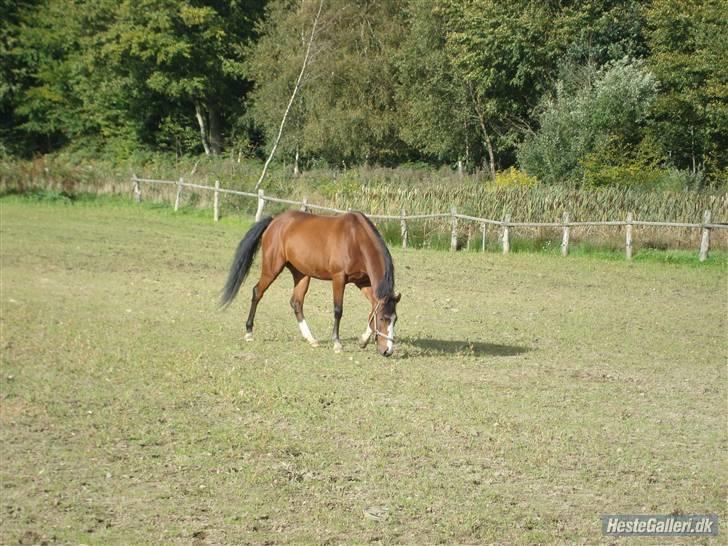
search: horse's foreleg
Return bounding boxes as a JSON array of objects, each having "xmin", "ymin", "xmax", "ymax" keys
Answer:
[
  {"xmin": 331, "ymin": 275, "xmax": 346, "ymax": 353},
  {"xmin": 358, "ymin": 285, "xmax": 375, "ymax": 348},
  {"xmin": 290, "ymin": 271, "xmax": 318, "ymax": 347}
]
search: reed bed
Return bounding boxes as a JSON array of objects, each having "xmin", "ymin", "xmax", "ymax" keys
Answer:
[{"xmin": 3, "ymin": 155, "xmax": 726, "ymax": 250}]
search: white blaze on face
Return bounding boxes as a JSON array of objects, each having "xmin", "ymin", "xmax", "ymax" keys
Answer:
[
  {"xmin": 298, "ymin": 320, "xmax": 315, "ymax": 342},
  {"xmin": 386, "ymin": 320, "xmax": 394, "ymax": 353}
]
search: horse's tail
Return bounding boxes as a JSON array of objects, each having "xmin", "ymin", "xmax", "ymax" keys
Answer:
[{"xmin": 220, "ymin": 216, "xmax": 274, "ymax": 308}]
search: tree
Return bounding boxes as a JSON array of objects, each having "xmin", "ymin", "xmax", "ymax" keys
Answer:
[
  {"xmin": 518, "ymin": 58, "xmax": 658, "ymax": 186},
  {"xmin": 2, "ymin": 0, "xmax": 93, "ymax": 154},
  {"xmin": 395, "ymin": 1, "xmax": 473, "ymax": 170},
  {"xmin": 437, "ymin": 0, "xmax": 565, "ymax": 178},
  {"xmin": 644, "ymin": 0, "xmax": 727, "ymax": 179},
  {"xmin": 2, "ymin": 0, "xmax": 265, "ymax": 158},
  {"xmin": 557, "ymin": 0, "xmax": 649, "ymax": 67},
  {"xmin": 89, "ymin": 0, "xmax": 265, "ymax": 155},
  {"xmin": 247, "ymin": 0, "xmax": 411, "ymax": 168}
]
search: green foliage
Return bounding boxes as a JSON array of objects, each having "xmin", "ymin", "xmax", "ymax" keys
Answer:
[
  {"xmin": 644, "ymin": 0, "xmax": 728, "ymax": 179},
  {"xmin": 439, "ymin": 0, "xmax": 563, "ymax": 173},
  {"xmin": 581, "ymin": 156, "xmax": 662, "ymax": 188},
  {"xmin": 1, "ymin": 0, "xmax": 726, "ymax": 188},
  {"xmin": 246, "ymin": 1, "xmax": 410, "ymax": 166},
  {"xmin": 493, "ymin": 167, "xmax": 538, "ymax": 188},
  {"xmin": 395, "ymin": 1, "xmax": 471, "ymax": 165},
  {"xmin": 519, "ymin": 59, "xmax": 658, "ymax": 186},
  {"xmin": 2, "ymin": 0, "xmax": 265, "ymax": 159},
  {"xmin": 558, "ymin": 0, "xmax": 649, "ymax": 66}
]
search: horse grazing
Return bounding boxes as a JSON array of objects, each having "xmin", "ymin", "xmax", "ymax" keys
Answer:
[{"xmin": 221, "ymin": 211, "xmax": 401, "ymax": 357}]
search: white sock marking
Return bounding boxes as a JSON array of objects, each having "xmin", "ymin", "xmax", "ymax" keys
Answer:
[
  {"xmin": 298, "ymin": 320, "xmax": 315, "ymax": 342},
  {"xmin": 360, "ymin": 325, "xmax": 372, "ymax": 344}
]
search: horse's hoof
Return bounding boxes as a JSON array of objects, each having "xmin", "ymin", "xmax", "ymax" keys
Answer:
[
  {"xmin": 308, "ymin": 339, "xmax": 320, "ymax": 348},
  {"xmin": 359, "ymin": 338, "xmax": 370, "ymax": 349},
  {"xmin": 333, "ymin": 342, "xmax": 343, "ymax": 353},
  {"xmin": 244, "ymin": 333, "xmax": 254, "ymax": 342}
]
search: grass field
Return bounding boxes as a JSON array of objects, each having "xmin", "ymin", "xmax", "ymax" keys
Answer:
[{"xmin": 1, "ymin": 200, "xmax": 726, "ymax": 545}]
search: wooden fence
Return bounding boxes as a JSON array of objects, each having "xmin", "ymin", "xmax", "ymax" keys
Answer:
[{"xmin": 132, "ymin": 175, "xmax": 727, "ymax": 261}]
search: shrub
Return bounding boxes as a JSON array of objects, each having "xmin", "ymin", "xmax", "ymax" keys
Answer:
[
  {"xmin": 493, "ymin": 167, "xmax": 539, "ymax": 188},
  {"xmin": 518, "ymin": 58, "xmax": 658, "ymax": 186}
]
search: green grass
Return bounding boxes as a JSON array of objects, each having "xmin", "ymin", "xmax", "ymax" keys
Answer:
[{"xmin": 1, "ymin": 200, "xmax": 726, "ymax": 544}]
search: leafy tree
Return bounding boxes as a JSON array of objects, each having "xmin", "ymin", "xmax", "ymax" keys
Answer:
[
  {"xmin": 89, "ymin": 0, "xmax": 265, "ymax": 155},
  {"xmin": 644, "ymin": 0, "xmax": 727, "ymax": 180},
  {"xmin": 1, "ymin": 0, "xmax": 92, "ymax": 154},
  {"xmin": 518, "ymin": 58, "xmax": 658, "ymax": 186},
  {"xmin": 247, "ymin": 0, "xmax": 411, "ymax": 168},
  {"xmin": 558, "ymin": 0, "xmax": 649, "ymax": 67},
  {"xmin": 438, "ymin": 0, "xmax": 564, "ymax": 177},
  {"xmin": 2, "ymin": 0, "xmax": 264, "ymax": 158},
  {"xmin": 394, "ymin": 1, "xmax": 474, "ymax": 169}
]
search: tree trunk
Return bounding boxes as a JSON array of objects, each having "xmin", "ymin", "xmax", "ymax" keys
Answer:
[
  {"xmin": 468, "ymin": 84, "xmax": 496, "ymax": 181},
  {"xmin": 208, "ymin": 105, "xmax": 223, "ymax": 155},
  {"xmin": 293, "ymin": 147, "xmax": 301, "ymax": 177},
  {"xmin": 195, "ymin": 103, "xmax": 211, "ymax": 156},
  {"xmin": 254, "ymin": 0, "xmax": 324, "ymax": 191},
  {"xmin": 484, "ymin": 131, "xmax": 496, "ymax": 180}
]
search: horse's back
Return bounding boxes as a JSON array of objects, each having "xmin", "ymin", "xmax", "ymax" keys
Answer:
[{"xmin": 265, "ymin": 211, "xmax": 367, "ymax": 280}]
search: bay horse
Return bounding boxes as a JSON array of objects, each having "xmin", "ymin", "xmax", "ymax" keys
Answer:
[{"xmin": 221, "ymin": 211, "xmax": 401, "ymax": 357}]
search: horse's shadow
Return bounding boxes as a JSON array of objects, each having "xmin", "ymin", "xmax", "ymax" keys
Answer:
[{"xmin": 401, "ymin": 337, "xmax": 530, "ymax": 357}]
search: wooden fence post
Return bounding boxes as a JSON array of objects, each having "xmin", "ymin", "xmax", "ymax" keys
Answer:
[
  {"xmin": 625, "ymin": 212, "xmax": 634, "ymax": 260},
  {"xmin": 174, "ymin": 177, "xmax": 183, "ymax": 211},
  {"xmin": 450, "ymin": 206, "xmax": 458, "ymax": 251},
  {"xmin": 301, "ymin": 197, "xmax": 308, "ymax": 212},
  {"xmin": 502, "ymin": 214, "xmax": 511, "ymax": 254},
  {"xmin": 699, "ymin": 210, "xmax": 711, "ymax": 261},
  {"xmin": 400, "ymin": 209, "xmax": 408, "ymax": 249},
  {"xmin": 213, "ymin": 179, "xmax": 220, "ymax": 222},
  {"xmin": 481, "ymin": 222, "xmax": 487, "ymax": 252},
  {"xmin": 132, "ymin": 174, "xmax": 141, "ymax": 203},
  {"xmin": 255, "ymin": 189, "xmax": 265, "ymax": 222},
  {"xmin": 561, "ymin": 212, "xmax": 570, "ymax": 257}
]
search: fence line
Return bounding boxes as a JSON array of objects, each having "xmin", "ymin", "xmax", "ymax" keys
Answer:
[{"xmin": 131, "ymin": 175, "xmax": 727, "ymax": 261}]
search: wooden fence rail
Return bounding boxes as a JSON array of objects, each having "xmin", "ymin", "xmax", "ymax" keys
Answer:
[{"xmin": 132, "ymin": 175, "xmax": 727, "ymax": 261}]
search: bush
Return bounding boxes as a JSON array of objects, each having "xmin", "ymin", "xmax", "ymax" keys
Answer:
[
  {"xmin": 493, "ymin": 167, "xmax": 539, "ymax": 188},
  {"xmin": 518, "ymin": 58, "xmax": 658, "ymax": 186}
]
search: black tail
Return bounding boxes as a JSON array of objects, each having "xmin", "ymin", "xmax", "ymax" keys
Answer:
[{"xmin": 220, "ymin": 216, "xmax": 274, "ymax": 308}]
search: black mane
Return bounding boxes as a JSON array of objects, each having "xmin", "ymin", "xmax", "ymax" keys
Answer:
[{"xmin": 357, "ymin": 213, "xmax": 395, "ymax": 299}]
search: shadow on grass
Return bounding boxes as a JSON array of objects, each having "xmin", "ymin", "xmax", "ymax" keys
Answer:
[{"xmin": 402, "ymin": 337, "xmax": 530, "ymax": 357}]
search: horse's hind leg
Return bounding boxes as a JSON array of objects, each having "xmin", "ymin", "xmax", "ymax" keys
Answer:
[
  {"xmin": 289, "ymin": 269, "xmax": 318, "ymax": 347},
  {"xmin": 244, "ymin": 253, "xmax": 284, "ymax": 341},
  {"xmin": 331, "ymin": 274, "xmax": 346, "ymax": 353}
]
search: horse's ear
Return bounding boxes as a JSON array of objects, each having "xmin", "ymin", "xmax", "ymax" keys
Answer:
[{"xmin": 393, "ymin": 292, "xmax": 401, "ymax": 303}]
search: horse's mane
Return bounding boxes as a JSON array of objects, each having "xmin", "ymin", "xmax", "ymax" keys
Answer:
[{"xmin": 356, "ymin": 213, "xmax": 395, "ymax": 299}]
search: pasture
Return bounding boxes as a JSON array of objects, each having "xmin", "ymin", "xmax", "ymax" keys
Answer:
[{"xmin": 1, "ymin": 200, "xmax": 726, "ymax": 545}]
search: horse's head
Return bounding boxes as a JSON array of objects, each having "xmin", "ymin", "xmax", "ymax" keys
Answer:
[{"xmin": 370, "ymin": 292, "xmax": 401, "ymax": 357}]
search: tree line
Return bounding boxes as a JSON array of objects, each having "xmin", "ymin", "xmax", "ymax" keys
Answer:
[{"xmin": 1, "ymin": 0, "xmax": 726, "ymax": 187}]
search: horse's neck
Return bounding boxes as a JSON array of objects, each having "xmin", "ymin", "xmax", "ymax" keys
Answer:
[
  {"xmin": 352, "ymin": 212, "xmax": 390, "ymax": 296},
  {"xmin": 362, "ymin": 235, "xmax": 386, "ymax": 293}
]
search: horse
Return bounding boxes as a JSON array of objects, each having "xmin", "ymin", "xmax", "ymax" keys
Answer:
[{"xmin": 220, "ymin": 210, "xmax": 401, "ymax": 357}]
